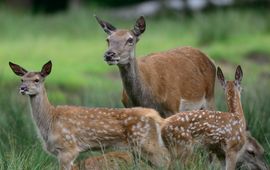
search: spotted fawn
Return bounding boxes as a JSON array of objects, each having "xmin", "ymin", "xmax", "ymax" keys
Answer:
[
  {"xmin": 9, "ymin": 61, "xmax": 170, "ymax": 170},
  {"xmin": 161, "ymin": 65, "xmax": 267, "ymax": 170}
]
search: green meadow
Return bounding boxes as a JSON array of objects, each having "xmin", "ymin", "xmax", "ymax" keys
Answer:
[{"xmin": 0, "ymin": 6, "xmax": 269, "ymax": 169}]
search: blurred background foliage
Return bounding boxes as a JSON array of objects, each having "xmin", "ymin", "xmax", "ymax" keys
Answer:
[
  {"xmin": 0, "ymin": 0, "xmax": 269, "ymax": 169},
  {"xmin": 2, "ymin": 0, "xmax": 270, "ymax": 13}
]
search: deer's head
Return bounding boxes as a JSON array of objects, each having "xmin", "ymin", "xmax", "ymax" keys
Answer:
[
  {"xmin": 217, "ymin": 65, "xmax": 244, "ymax": 115},
  {"xmin": 217, "ymin": 65, "xmax": 243, "ymax": 98},
  {"xmin": 9, "ymin": 61, "xmax": 52, "ymax": 96},
  {"xmin": 237, "ymin": 131, "xmax": 268, "ymax": 170},
  {"xmin": 95, "ymin": 15, "xmax": 145, "ymax": 65}
]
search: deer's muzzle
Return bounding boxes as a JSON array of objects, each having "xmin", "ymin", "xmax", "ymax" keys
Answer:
[{"xmin": 20, "ymin": 84, "xmax": 28, "ymax": 95}]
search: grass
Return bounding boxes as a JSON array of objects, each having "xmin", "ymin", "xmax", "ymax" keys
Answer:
[
  {"xmin": 0, "ymin": 6, "xmax": 269, "ymax": 169},
  {"xmin": 1, "ymin": 7, "xmax": 270, "ymax": 88}
]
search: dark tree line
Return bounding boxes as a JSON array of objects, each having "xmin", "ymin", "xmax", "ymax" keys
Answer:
[{"xmin": 3, "ymin": 0, "xmax": 270, "ymax": 14}]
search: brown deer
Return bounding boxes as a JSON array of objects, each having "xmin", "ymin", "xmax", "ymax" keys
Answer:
[
  {"xmin": 95, "ymin": 16, "xmax": 216, "ymax": 118},
  {"xmin": 70, "ymin": 68, "xmax": 267, "ymax": 170},
  {"xmin": 217, "ymin": 66, "xmax": 268, "ymax": 170},
  {"xmin": 161, "ymin": 66, "xmax": 268, "ymax": 170},
  {"xmin": 9, "ymin": 61, "xmax": 170, "ymax": 170},
  {"xmin": 94, "ymin": 15, "xmax": 267, "ymax": 170}
]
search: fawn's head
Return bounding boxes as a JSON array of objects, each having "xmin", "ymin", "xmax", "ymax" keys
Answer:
[
  {"xmin": 95, "ymin": 15, "xmax": 145, "ymax": 65},
  {"xmin": 217, "ymin": 65, "xmax": 243, "ymax": 98},
  {"xmin": 9, "ymin": 61, "xmax": 52, "ymax": 96},
  {"xmin": 237, "ymin": 131, "xmax": 268, "ymax": 170}
]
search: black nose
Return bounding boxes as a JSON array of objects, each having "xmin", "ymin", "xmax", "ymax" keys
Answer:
[
  {"xmin": 20, "ymin": 85, "xmax": 28, "ymax": 91},
  {"xmin": 105, "ymin": 51, "xmax": 116, "ymax": 60}
]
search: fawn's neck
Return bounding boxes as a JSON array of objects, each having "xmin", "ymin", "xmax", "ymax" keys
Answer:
[
  {"xmin": 29, "ymin": 85, "xmax": 53, "ymax": 142},
  {"xmin": 226, "ymin": 88, "xmax": 246, "ymax": 127},
  {"xmin": 226, "ymin": 90, "xmax": 243, "ymax": 115},
  {"xmin": 118, "ymin": 52, "xmax": 168, "ymax": 118}
]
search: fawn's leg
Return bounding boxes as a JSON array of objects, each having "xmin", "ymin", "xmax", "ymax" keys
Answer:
[
  {"xmin": 205, "ymin": 97, "xmax": 216, "ymax": 111},
  {"xmin": 225, "ymin": 151, "xmax": 237, "ymax": 170},
  {"xmin": 140, "ymin": 124, "xmax": 171, "ymax": 169},
  {"xmin": 130, "ymin": 145, "xmax": 143, "ymax": 168},
  {"xmin": 141, "ymin": 140, "xmax": 171, "ymax": 169},
  {"xmin": 58, "ymin": 151, "xmax": 78, "ymax": 170}
]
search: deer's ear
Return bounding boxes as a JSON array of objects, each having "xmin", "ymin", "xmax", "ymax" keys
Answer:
[
  {"xmin": 9, "ymin": 62, "xmax": 28, "ymax": 76},
  {"xmin": 235, "ymin": 65, "xmax": 243, "ymax": 84},
  {"xmin": 132, "ymin": 16, "xmax": 145, "ymax": 37},
  {"xmin": 40, "ymin": 60, "xmax": 52, "ymax": 77},
  {"xmin": 217, "ymin": 66, "xmax": 226, "ymax": 87},
  {"xmin": 95, "ymin": 15, "xmax": 116, "ymax": 35}
]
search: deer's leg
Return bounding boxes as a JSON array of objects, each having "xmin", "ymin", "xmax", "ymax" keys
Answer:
[
  {"xmin": 58, "ymin": 151, "xmax": 78, "ymax": 170},
  {"xmin": 130, "ymin": 145, "xmax": 143, "ymax": 168},
  {"xmin": 225, "ymin": 151, "xmax": 237, "ymax": 170},
  {"xmin": 140, "ymin": 139, "xmax": 171, "ymax": 169},
  {"xmin": 205, "ymin": 97, "xmax": 216, "ymax": 111},
  {"xmin": 130, "ymin": 122, "xmax": 170, "ymax": 169},
  {"xmin": 142, "ymin": 123, "xmax": 171, "ymax": 169}
]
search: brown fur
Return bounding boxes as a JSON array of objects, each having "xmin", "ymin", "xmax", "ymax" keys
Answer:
[
  {"xmin": 161, "ymin": 66, "xmax": 268, "ymax": 170},
  {"xmin": 9, "ymin": 61, "xmax": 170, "ymax": 170},
  {"xmin": 96, "ymin": 16, "xmax": 216, "ymax": 118},
  {"xmin": 124, "ymin": 46, "xmax": 216, "ymax": 114}
]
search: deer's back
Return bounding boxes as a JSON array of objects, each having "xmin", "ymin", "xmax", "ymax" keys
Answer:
[
  {"xmin": 136, "ymin": 46, "xmax": 216, "ymax": 112},
  {"xmin": 162, "ymin": 110, "xmax": 245, "ymax": 150},
  {"xmin": 49, "ymin": 106, "xmax": 162, "ymax": 152}
]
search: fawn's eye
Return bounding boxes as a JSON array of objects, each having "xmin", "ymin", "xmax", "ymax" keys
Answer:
[
  {"xmin": 34, "ymin": 79, "xmax": 39, "ymax": 83},
  {"xmin": 106, "ymin": 38, "xmax": 109, "ymax": 44},
  {"xmin": 127, "ymin": 38, "xmax": 133, "ymax": 44},
  {"xmin": 21, "ymin": 79, "xmax": 23, "ymax": 82}
]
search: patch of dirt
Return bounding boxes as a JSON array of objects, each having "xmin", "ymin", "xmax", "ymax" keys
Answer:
[{"xmin": 245, "ymin": 51, "xmax": 270, "ymax": 65}]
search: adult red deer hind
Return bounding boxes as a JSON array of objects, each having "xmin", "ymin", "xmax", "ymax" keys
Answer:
[{"xmin": 95, "ymin": 16, "xmax": 216, "ymax": 118}]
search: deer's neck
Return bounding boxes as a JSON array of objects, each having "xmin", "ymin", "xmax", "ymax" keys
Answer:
[
  {"xmin": 118, "ymin": 51, "xmax": 168, "ymax": 118},
  {"xmin": 118, "ymin": 54, "xmax": 147, "ymax": 104},
  {"xmin": 29, "ymin": 85, "xmax": 53, "ymax": 142},
  {"xmin": 226, "ymin": 90, "xmax": 246, "ymax": 127},
  {"xmin": 227, "ymin": 91, "xmax": 243, "ymax": 115}
]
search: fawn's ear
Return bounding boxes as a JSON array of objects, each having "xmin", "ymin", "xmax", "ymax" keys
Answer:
[
  {"xmin": 95, "ymin": 15, "xmax": 116, "ymax": 35},
  {"xmin": 235, "ymin": 65, "xmax": 243, "ymax": 84},
  {"xmin": 132, "ymin": 16, "xmax": 146, "ymax": 37},
  {"xmin": 217, "ymin": 66, "xmax": 226, "ymax": 87},
  {"xmin": 9, "ymin": 62, "xmax": 28, "ymax": 76},
  {"xmin": 40, "ymin": 60, "xmax": 52, "ymax": 77}
]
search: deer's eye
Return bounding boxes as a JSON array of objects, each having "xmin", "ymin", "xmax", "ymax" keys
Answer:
[
  {"xmin": 127, "ymin": 38, "xmax": 133, "ymax": 44},
  {"xmin": 34, "ymin": 79, "xmax": 39, "ymax": 83},
  {"xmin": 21, "ymin": 79, "xmax": 23, "ymax": 82},
  {"xmin": 106, "ymin": 39, "xmax": 109, "ymax": 43}
]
